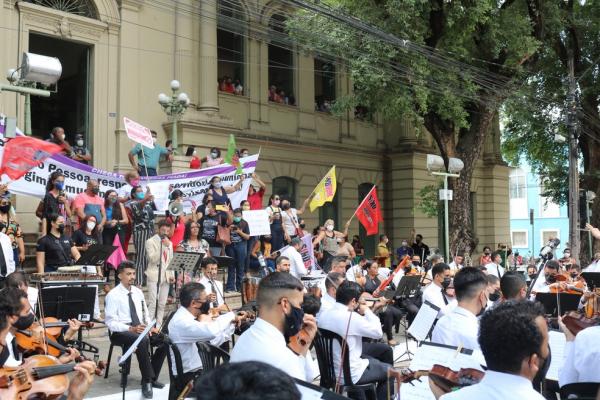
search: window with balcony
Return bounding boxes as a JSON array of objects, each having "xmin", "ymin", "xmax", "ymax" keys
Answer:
[
  {"xmin": 314, "ymin": 58, "xmax": 336, "ymax": 113},
  {"xmin": 268, "ymin": 13, "xmax": 296, "ymax": 106},
  {"xmin": 509, "ymin": 168, "xmax": 528, "ymax": 219},
  {"xmin": 217, "ymin": 0, "xmax": 245, "ymax": 96}
]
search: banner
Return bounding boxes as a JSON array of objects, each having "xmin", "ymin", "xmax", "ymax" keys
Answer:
[
  {"xmin": 354, "ymin": 185, "xmax": 382, "ymax": 236},
  {"xmin": 300, "ymin": 234, "xmax": 316, "ymax": 272},
  {"xmin": 309, "ymin": 166, "xmax": 337, "ymax": 212},
  {"xmin": 0, "ymin": 136, "xmax": 63, "ymax": 180}
]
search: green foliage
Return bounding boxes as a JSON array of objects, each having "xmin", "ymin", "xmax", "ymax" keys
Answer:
[{"xmin": 415, "ymin": 183, "xmax": 441, "ymax": 218}]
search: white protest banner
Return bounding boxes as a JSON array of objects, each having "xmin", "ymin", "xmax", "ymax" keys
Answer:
[
  {"xmin": 7, "ymin": 153, "xmax": 127, "ymax": 199},
  {"xmin": 146, "ymin": 154, "xmax": 258, "ymax": 213},
  {"xmin": 300, "ymin": 234, "xmax": 316, "ymax": 271},
  {"xmin": 123, "ymin": 117, "xmax": 154, "ymax": 148},
  {"xmin": 242, "ymin": 209, "xmax": 271, "ymax": 237}
]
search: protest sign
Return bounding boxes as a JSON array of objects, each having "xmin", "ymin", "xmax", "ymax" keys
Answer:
[
  {"xmin": 243, "ymin": 209, "xmax": 271, "ymax": 236},
  {"xmin": 123, "ymin": 117, "xmax": 154, "ymax": 148}
]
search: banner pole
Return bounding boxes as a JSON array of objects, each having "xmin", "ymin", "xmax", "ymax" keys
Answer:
[{"xmin": 139, "ymin": 146, "xmax": 150, "ymax": 180}]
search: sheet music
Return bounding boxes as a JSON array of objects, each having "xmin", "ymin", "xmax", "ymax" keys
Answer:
[
  {"xmin": 546, "ymin": 330, "xmax": 567, "ymax": 382},
  {"xmin": 407, "ymin": 301, "xmax": 439, "ymax": 342},
  {"xmin": 118, "ymin": 320, "xmax": 156, "ymax": 365},
  {"xmin": 400, "ymin": 342, "xmax": 483, "ymax": 400}
]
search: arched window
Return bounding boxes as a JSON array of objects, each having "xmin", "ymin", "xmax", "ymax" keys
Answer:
[
  {"xmin": 358, "ymin": 183, "xmax": 376, "ymax": 257},
  {"xmin": 320, "ymin": 183, "xmax": 341, "ymax": 227},
  {"xmin": 314, "ymin": 57, "xmax": 336, "ymax": 113},
  {"xmin": 268, "ymin": 13, "xmax": 296, "ymax": 106},
  {"xmin": 25, "ymin": 0, "xmax": 98, "ymax": 19},
  {"xmin": 217, "ymin": 0, "xmax": 246, "ymax": 95},
  {"xmin": 272, "ymin": 176, "xmax": 297, "ymax": 206}
]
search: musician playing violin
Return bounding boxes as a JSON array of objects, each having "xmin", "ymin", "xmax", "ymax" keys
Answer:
[
  {"xmin": 530, "ymin": 260, "xmax": 562, "ymax": 297},
  {"xmin": 430, "ymin": 301, "xmax": 548, "ymax": 400},
  {"xmin": 0, "ymin": 288, "xmax": 96, "ymax": 400}
]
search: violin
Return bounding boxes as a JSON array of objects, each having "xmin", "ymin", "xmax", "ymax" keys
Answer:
[
  {"xmin": 548, "ymin": 274, "xmax": 585, "ymax": 295},
  {"xmin": 397, "ymin": 364, "xmax": 485, "ymax": 394},
  {"xmin": 562, "ymin": 311, "xmax": 600, "ymax": 336},
  {"xmin": 288, "ymin": 328, "xmax": 311, "ymax": 356},
  {"xmin": 584, "ymin": 288, "xmax": 600, "ymax": 318},
  {"xmin": 15, "ymin": 322, "xmax": 70, "ymax": 358}
]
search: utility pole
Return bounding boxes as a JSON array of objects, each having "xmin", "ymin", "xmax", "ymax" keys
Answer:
[{"xmin": 567, "ymin": 54, "xmax": 580, "ymax": 260}]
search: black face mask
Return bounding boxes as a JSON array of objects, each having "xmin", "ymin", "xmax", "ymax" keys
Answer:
[
  {"xmin": 0, "ymin": 222, "xmax": 6, "ymax": 232},
  {"xmin": 281, "ymin": 204, "xmax": 291, "ymax": 211},
  {"xmin": 488, "ymin": 291, "xmax": 501, "ymax": 302},
  {"xmin": 412, "ymin": 261, "xmax": 421, "ymax": 267},
  {"xmin": 198, "ymin": 301, "xmax": 211, "ymax": 315},
  {"xmin": 528, "ymin": 273, "xmax": 537, "ymax": 280},
  {"xmin": 441, "ymin": 278, "xmax": 452, "ymax": 289},
  {"xmin": 283, "ymin": 304, "xmax": 304, "ymax": 343},
  {"xmin": 0, "ymin": 204, "xmax": 10, "ymax": 214},
  {"xmin": 13, "ymin": 313, "xmax": 35, "ymax": 331},
  {"xmin": 299, "ymin": 224, "xmax": 306, "ymax": 229},
  {"xmin": 476, "ymin": 295, "xmax": 488, "ymax": 317},
  {"xmin": 570, "ymin": 272, "xmax": 578, "ymax": 279},
  {"xmin": 533, "ymin": 347, "xmax": 551, "ymax": 385},
  {"xmin": 91, "ymin": 187, "xmax": 100, "ymax": 195},
  {"xmin": 57, "ymin": 224, "xmax": 65, "ymax": 234},
  {"xmin": 545, "ymin": 274, "xmax": 557, "ymax": 284}
]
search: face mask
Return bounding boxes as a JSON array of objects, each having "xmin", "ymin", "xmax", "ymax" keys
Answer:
[
  {"xmin": 326, "ymin": 225, "xmax": 334, "ymax": 232},
  {"xmin": 13, "ymin": 313, "xmax": 35, "ymax": 330},
  {"xmin": 76, "ymin": 140, "xmax": 84, "ymax": 147},
  {"xmin": 533, "ymin": 349, "xmax": 551, "ymax": 384},
  {"xmin": 213, "ymin": 182, "xmax": 222, "ymax": 189},
  {"xmin": 211, "ymin": 152, "xmax": 219, "ymax": 159},
  {"xmin": 136, "ymin": 192, "xmax": 145, "ymax": 200},
  {"xmin": 412, "ymin": 261, "xmax": 420, "ymax": 267},
  {"xmin": 570, "ymin": 272, "xmax": 578, "ymax": 278},
  {"xmin": 60, "ymin": 134, "xmax": 66, "ymax": 141},
  {"xmin": 283, "ymin": 304, "xmax": 305, "ymax": 343},
  {"xmin": 233, "ymin": 217, "xmax": 242, "ymax": 223},
  {"xmin": 199, "ymin": 301, "xmax": 211, "ymax": 314},
  {"xmin": 0, "ymin": 204, "xmax": 10, "ymax": 214},
  {"xmin": 416, "ymin": 238, "xmax": 422, "ymax": 243},
  {"xmin": 442, "ymin": 278, "xmax": 451, "ymax": 289},
  {"xmin": 545, "ymin": 274, "xmax": 557, "ymax": 284},
  {"xmin": 299, "ymin": 223, "xmax": 306, "ymax": 229},
  {"xmin": 0, "ymin": 223, "xmax": 6, "ymax": 232},
  {"xmin": 91, "ymin": 187, "xmax": 100, "ymax": 195},
  {"xmin": 86, "ymin": 221, "xmax": 96, "ymax": 231},
  {"xmin": 528, "ymin": 273, "xmax": 536, "ymax": 280},
  {"xmin": 130, "ymin": 179, "xmax": 140, "ymax": 187},
  {"xmin": 54, "ymin": 182, "xmax": 64, "ymax": 191},
  {"xmin": 241, "ymin": 152, "xmax": 249, "ymax": 158},
  {"xmin": 282, "ymin": 203, "xmax": 290, "ymax": 210},
  {"xmin": 477, "ymin": 294, "xmax": 488, "ymax": 317},
  {"xmin": 488, "ymin": 291, "xmax": 501, "ymax": 302},
  {"xmin": 484, "ymin": 250, "xmax": 490, "ymax": 255},
  {"xmin": 564, "ymin": 253, "xmax": 570, "ymax": 258},
  {"xmin": 402, "ymin": 242, "xmax": 408, "ymax": 247},
  {"xmin": 57, "ymin": 224, "xmax": 65, "ymax": 234},
  {"xmin": 108, "ymin": 197, "xmax": 117, "ymax": 204}
]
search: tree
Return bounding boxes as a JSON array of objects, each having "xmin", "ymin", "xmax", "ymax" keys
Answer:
[
  {"xmin": 289, "ymin": 0, "xmax": 546, "ymax": 252},
  {"xmin": 502, "ymin": 1, "xmax": 600, "ymax": 262}
]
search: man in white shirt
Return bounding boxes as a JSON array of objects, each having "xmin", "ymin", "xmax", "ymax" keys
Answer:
[
  {"xmin": 448, "ymin": 254, "xmax": 464, "ymax": 274},
  {"xmin": 275, "ymin": 256, "xmax": 291, "ymax": 273},
  {"xmin": 530, "ymin": 260, "xmax": 561, "ymax": 298},
  {"xmin": 281, "ymin": 238, "xmax": 308, "ymax": 279},
  {"xmin": 421, "ymin": 263, "xmax": 456, "ymax": 318},
  {"xmin": 168, "ymin": 282, "xmax": 242, "ymax": 386},
  {"xmin": 318, "ymin": 281, "xmax": 402, "ymax": 400},
  {"xmin": 105, "ymin": 261, "xmax": 165, "ymax": 398},
  {"xmin": 230, "ymin": 272, "xmax": 317, "ymax": 381},
  {"xmin": 316, "ymin": 271, "xmax": 344, "ymax": 320},
  {"xmin": 485, "ymin": 274, "xmax": 501, "ymax": 308},
  {"xmin": 484, "ymin": 251, "xmax": 505, "ymax": 278},
  {"xmin": 558, "ymin": 318, "xmax": 600, "ymax": 387},
  {"xmin": 198, "ymin": 256, "xmax": 226, "ymax": 310},
  {"xmin": 145, "ymin": 219, "xmax": 176, "ymax": 325},
  {"xmin": 435, "ymin": 301, "xmax": 548, "ymax": 400},
  {"xmin": 319, "ymin": 256, "xmax": 363, "ymax": 293},
  {"xmin": 432, "ymin": 267, "xmax": 488, "ymax": 352},
  {"xmin": 0, "ymin": 231, "xmax": 15, "ymax": 287}
]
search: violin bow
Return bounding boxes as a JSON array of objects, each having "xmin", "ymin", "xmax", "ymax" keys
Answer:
[
  {"xmin": 36, "ymin": 280, "xmax": 50, "ymax": 355},
  {"xmin": 209, "ymin": 276, "xmax": 230, "ymax": 313},
  {"xmin": 335, "ymin": 306, "xmax": 354, "ymax": 394}
]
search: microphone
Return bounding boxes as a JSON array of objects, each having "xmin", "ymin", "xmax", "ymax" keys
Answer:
[{"xmin": 539, "ymin": 238, "xmax": 560, "ymax": 257}]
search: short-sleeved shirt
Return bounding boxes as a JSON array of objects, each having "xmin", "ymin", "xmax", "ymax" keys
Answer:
[
  {"xmin": 128, "ymin": 200, "xmax": 156, "ymax": 230},
  {"xmin": 130, "ymin": 143, "xmax": 169, "ymax": 169},
  {"xmin": 230, "ymin": 220, "xmax": 249, "ymax": 244},
  {"xmin": 247, "ymin": 188, "xmax": 265, "ymax": 210},
  {"xmin": 36, "ymin": 234, "xmax": 73, "ymax": 270},
  {"xmin": 72, "ymin": 229, "xmax": 101, "ymax": 248},
  {"xmin": 200, "ymin": 215, "xmax": 220, "ymax": 247},
  {"xmin": 72, "ymin": 146, "xmax": 91, "ymax": 165},
  {"xmin": 72, "ymin": 192, "xmax": 105, "ymax": 225}
]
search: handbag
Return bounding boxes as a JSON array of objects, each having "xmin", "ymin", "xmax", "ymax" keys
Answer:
[{"xmin": 217, "ymin": 224, "xmax": 231, "ymax": 246}]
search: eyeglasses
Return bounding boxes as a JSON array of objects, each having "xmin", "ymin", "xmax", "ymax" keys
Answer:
[{"xmin": 274, "ymin": 197, "xmax": 280, "ymax": 200}]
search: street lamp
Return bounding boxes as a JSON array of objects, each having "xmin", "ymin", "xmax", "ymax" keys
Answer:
[
  {"xmin": 1, "ymin": 53, "xmax": 62, "ymax": 135},
  {"xmin": 158, "ymin": 79, "xmax": 190, "ymax": 151},
  {"xmin": 427, "ymin": 154, "xmax": 464, "ymax": 260}
]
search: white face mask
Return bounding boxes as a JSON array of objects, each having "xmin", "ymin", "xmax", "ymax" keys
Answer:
[
  {"xmin": 213, "ymin": 182, "xmax": 222, "ymax": 189},
  {"xmin": 76, "ymin": 140, "xmax": 84, "ymax": 146},
  {"xmin": 326, "ymin": 225, "xmax": 334, "ymax": 232},
  {"xmin": 86, "ymin": 221, "xmax": 96, "ymax": 231},
  {"xmin": 211, "ymin": 152, "xmax": 219, "ymax": 159},
  {"xmin": 241, "ymin": 152, "xmax": 249, "ymax": 158},
  {"xmin": 193, "ymin": 150, "xmax": 197, "ymax": 156},
  {"xmin": 60, "ymin": 134, "xmax": 66, "ymax": 141}
]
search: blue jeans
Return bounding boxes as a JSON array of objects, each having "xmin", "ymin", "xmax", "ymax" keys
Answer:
[{"xmin": 225, "ymin": 241, "xmax": 247, "ymax": 291}]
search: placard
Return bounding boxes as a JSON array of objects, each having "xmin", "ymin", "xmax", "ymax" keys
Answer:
[
  {"xmin": 123, "ymin": 117, "xmax": 154, "ymax": 148},
  {"xmin": 243, "ymin": 209, "xmax": 271, "ymax": 236}
]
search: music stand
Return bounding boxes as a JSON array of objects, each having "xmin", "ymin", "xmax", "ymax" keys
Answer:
[
  {"xmin": 581, "ymin": 272, "xmax": 600, "ymax": 290},
  {"xmin": 75, "ymin": 244, "xmax": 118, "ymax": 266},
  {"xmin": 167, "ymin": 251, "xmax": 204, "ymax": 299},
  {"xmin": 215, "ymin": 256, "xmax": 234, "ymax": 285},
  {"xmin": 535, "ymin": 292, "xmax": 581, "ymax": 317},
  {"xmin": 388, "ymin": 275, "xmax": 422, "ymax": 300},
  {"xmin": 40, "ymin": 286, "xmax": 97, "ymax": 322}
]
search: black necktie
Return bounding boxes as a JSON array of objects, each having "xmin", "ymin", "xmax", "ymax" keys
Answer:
[
  {"xmin": 128, "ymin": 292, "xmax": 141, "ymax": 326},
  {"xmin": 210, "ymin": 280, "xmax": 219, "ymax": 307},
  {"xmin": 0, "ymin": 243, "xmax": 7, "ymax": 277},
  {"xmin": 442, "ymin": 289, "xmax": 449, "ymax": 305},
  {"xmin": 496, "ymin": 264, "xmax": 502, "ymax": 278}
]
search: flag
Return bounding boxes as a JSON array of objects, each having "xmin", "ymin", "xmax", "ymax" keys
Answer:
[
  {"xmin": 224, "ymin": 134, "xmax": 243, "ymax": 174},
  {"xmin": 0, "ymin": 136, "xmax": 62, "ymax": 180},
  {"xmin": 106, "ymin": 235, "xmax": 127, "ymax": 270},
  {"xmin": 354, "ymin": 186, "xmax": 382, "ymax": 236},
  {"xmin": 309, "ymin": 166, "xmax": 337, "ymax": 212}
]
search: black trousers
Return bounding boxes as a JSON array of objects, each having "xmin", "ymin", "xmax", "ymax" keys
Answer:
[
  {"xmin": 355, "ymin": 348, "xmax": 394, "ymax": 400},
  {"xmin": 380, "ymin": 305, "xmax": 403, "ymax": 341},
  {"xmin": 362, "ymin": 342, "xmax": 393, "ymax": 365},
  {"xmin": 110, "ymin": 331, "xmax": 166, "ymax": 382}
]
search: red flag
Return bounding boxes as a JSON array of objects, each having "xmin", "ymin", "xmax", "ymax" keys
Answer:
[
  {"xmin": 0, "ymin": 136, "xmax": 62, "ymax": 180},
  {"xmin": 355, "ymin": 186, "xmax": 382, "ymax": 236}
]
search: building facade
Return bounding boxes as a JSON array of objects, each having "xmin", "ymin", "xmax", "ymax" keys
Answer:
[
  {"xmin": 0, "ymin": 0, "xmax": 510, "ymax": 256},
  {"xmin": 509, "ymin": 164, "xmax": 569, "ymax": 258}
]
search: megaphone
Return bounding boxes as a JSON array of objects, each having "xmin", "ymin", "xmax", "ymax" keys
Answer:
[{"xmin": 168, "ymin": 201, "xmax": 184, "ymax": 216}]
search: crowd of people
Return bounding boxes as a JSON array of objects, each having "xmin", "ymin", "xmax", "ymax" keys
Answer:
[
  {"xmin": 218, "ymin": 76, "xmax": 244, "ymax": 96},
  {"xmin": 268, "ymin": 84, "xmax": 296, "ymax": 106}
]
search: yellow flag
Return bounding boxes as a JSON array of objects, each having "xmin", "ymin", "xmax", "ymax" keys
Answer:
[{"xmin": 309, "ymin": 166, "xmax": 337, "ymax": 212}]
